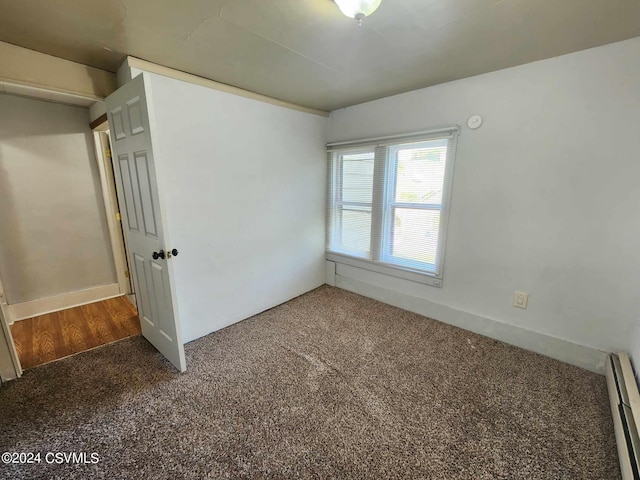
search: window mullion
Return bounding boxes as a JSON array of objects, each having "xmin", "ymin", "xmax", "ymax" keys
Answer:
[{"xmin": 369, "ymin": 145, "xmax": 388, "ymax": 262}]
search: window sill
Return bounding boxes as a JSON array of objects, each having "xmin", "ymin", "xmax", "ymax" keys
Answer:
[{"xmin": 326, "ymin": 252, "xmax": 443, "ymax": 287}]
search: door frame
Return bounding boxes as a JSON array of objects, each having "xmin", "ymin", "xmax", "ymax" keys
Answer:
[
  {"xmin": 0, "ymin": 273, "xmax": 22, "ymax": 381},
  {"xmin": 91, "ymin": 117, "xmax": 134, "ymax": 297}
]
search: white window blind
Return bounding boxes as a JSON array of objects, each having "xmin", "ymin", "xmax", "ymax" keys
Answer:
[
  {"xmin": 327, "ymin": 150, "xmax": 375, "ymax": 258},
  {"xmin": 327, "ymin": 127, "xmax": 458, "ymax": 286}
]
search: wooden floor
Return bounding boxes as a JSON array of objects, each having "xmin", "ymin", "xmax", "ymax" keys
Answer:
[{"xmin": 10, "ymin": 296, "xmax": 141, "ymax": 370}]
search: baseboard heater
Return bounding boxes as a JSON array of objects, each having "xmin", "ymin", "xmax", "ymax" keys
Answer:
[{"xmin": 606, "ymin": 353, "xmax": 640, "ymax": 480}]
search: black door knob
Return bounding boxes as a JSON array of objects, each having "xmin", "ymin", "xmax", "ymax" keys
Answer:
[
  {"xmin": 152, "ymin": 250, "xmax": 165, "ymax": 260},
  {"xmin": 171, "ymin": 248, "xmax": 179, "ymax": 257}
]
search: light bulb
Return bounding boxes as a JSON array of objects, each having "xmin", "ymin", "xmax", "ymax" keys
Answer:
[{"xmin": 334, "ymin": 0, "xmax": 382, "ymax": 25}]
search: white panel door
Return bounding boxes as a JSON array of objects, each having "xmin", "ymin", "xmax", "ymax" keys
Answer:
[{"xmin": 106, "ymin": 74, "xmax": 186, "ymax": 372}]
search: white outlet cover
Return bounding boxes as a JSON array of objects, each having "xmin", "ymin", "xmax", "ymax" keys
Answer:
[{"xmin": 513, "ymin": 291, "xmax": 528, "ymax": 309}]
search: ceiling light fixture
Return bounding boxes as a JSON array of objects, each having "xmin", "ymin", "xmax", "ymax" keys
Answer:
[{"xmin": 334, "ymin": 0, "xmax": 382, "ymax": 26}]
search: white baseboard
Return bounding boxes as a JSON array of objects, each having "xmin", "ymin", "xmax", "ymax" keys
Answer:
[
  {"xmin": 335, "ymin": 274, "xmax": 608, "ymax": 374},
  {"xmin": 7, "ymin": 284, "xmax": 121, "ymax": 322}
]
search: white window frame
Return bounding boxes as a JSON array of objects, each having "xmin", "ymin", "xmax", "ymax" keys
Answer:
[{"xmin": 326, "ymin": 127, "xmax": 459, "ymax": 287}]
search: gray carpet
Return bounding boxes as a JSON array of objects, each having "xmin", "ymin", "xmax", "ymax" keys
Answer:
[{"xmin": 0, "ymin": 286, "xmax": 620, "ymax": 479}]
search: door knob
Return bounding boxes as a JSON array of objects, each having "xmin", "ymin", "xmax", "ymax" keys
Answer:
[
  {"xmin": 152, "ymin": 250, "xmax": 165, "ymax": 260},
  {"xmin": 171, "ymin": 248, "xmax": 178, "ymax": 257}
]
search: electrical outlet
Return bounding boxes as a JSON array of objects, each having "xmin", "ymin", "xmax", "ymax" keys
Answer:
[{"xmin": 513, "ymin": 291, "xmax": 528, "ymax": 309}]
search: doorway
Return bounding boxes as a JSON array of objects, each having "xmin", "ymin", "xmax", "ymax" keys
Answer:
[
  {"xmin": 10, "ymin": 296, "xmax": 139, "ymax": 369},
  {"xmin": 0, "ymin": 88, "xmax": 141, "ymax": 376}
]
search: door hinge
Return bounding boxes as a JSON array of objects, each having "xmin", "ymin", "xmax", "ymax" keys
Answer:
[
  {"xmin": 115, "ymin": 212, "xmax": 121, "ymax": 221},
  {"xmin": 106, "ymin": 147, "xmax": 112, "ymax": 159},
  {"xmin": 125, "ymin": 270, "xmax": 130, "ymax": 278}
]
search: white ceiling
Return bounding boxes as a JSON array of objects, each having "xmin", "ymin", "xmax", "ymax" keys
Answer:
[{"xmin": 0, "ymin": 0, "xmax": 639, "ymax": 111}]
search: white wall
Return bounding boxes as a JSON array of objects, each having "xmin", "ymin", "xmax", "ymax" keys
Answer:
[
  {"xmin": 328, "ymin": 37, "xmax": 640, "ymax": 371},
  {"xmin": 0, "ymin": 94, "xmax": 116, "ymax": 304},
  {"xmin": 144, "ymin": 73, "xmax": 328, "ymax": 343}
]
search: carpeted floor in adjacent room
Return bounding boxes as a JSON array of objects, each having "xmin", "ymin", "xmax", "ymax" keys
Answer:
[{"xmin": 0, "ymin": 286, "xmax": 620, "ymax": 479}]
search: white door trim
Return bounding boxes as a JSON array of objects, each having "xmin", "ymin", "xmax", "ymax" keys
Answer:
[
  {"xmin": 0, "ymin": 273, "xmax": 22, "ymax": 380},
  {"xmin": 92, "ymin": 122, "xmax": 132, "ymax": 296}
]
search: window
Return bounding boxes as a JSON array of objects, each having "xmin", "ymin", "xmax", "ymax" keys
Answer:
[
  {"xmin": 327, "ymin": 128, "xmax": 458, "ymax": 286},
  {"xmin": 329, "ymin": 149, "xmax": 375, "ymax": 257}
]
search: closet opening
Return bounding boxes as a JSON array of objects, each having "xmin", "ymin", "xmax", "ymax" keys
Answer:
[{"xmin": 0, "ymin": 85, "xmax": 140, "ymax": 374}]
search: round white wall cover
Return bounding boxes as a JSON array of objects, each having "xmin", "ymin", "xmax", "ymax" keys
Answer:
[{"xmin": 467, "ymin": 114, "xmax": 483, "ymax": 130}]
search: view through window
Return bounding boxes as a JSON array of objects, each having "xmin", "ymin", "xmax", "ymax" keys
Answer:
[{"xmin": 327, "ymin": 129, "xmax": 458, "ymax": 284}]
